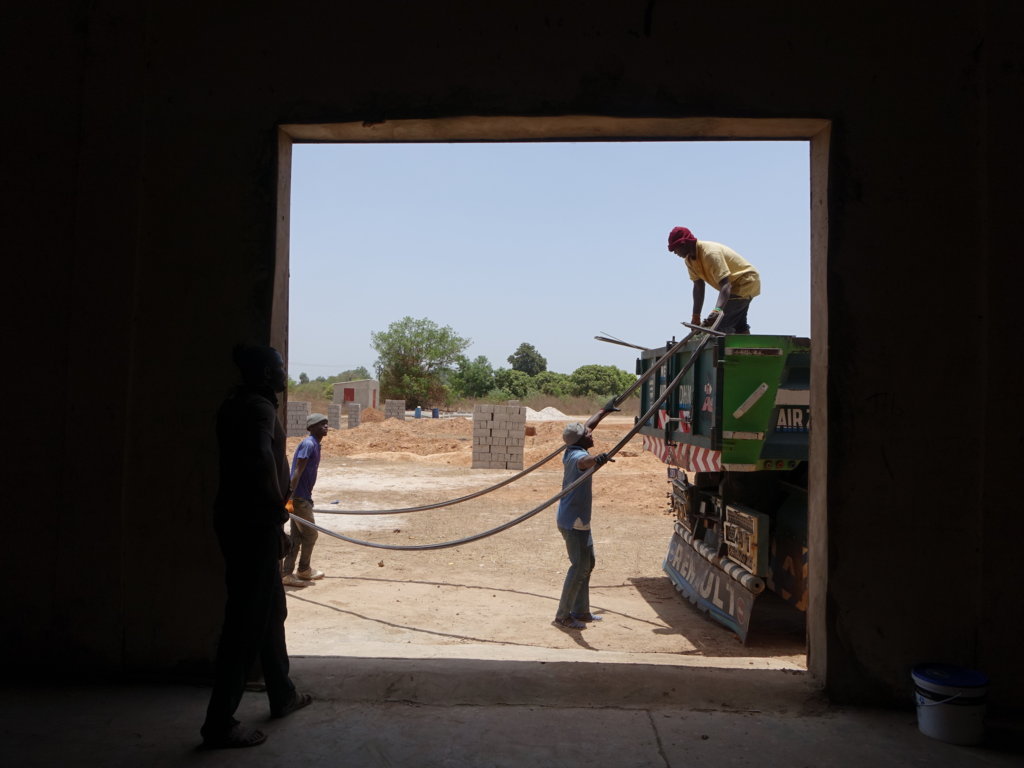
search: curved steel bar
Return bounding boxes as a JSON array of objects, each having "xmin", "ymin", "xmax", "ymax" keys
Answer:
[
  {"xmin": 298, "ymin": 324, "xmax": 722, "ymax": 551},
  {"xmin": 289, "ymin": 458, "xmax": 599, "ymax": 551},
  {"xmin": 314, "ymin": 445, "xmax": 565, "ymax": 516},
  {"xmin": 604, "ymin": 325, "xmax": 701, "ymax": 408},
  {"xmin": 601, "ymin": 318, "xmax": 722, "ymax": 462},
  {"xmin": 316, "ymin": 321, "xmax": 716, "ymax": 517}
]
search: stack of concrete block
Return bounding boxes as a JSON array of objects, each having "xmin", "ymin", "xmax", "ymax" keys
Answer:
[
  {"xmin": 346, "ymin": 402, "xmax": 361, "ymax": 428},
  {"xmin": 472, "ymin": 404, "xmax": 526, "ymax": 470},
  {"xmin": 286, "ymin": 401, "xmax": 310, "ymax": 437},
  {"xmin": 384, "ymin": 399, "xmax": 405, "ymax": 420},
  {"xmin": 328, "ymin": 404, "xmax": 343, "ymax": 430}
]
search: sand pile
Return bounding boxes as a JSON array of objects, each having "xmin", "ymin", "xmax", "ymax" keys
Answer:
[
  {"xmin": 524, "ymin": 406, "xmax": 569, "ymax": 421},
  {"xmin": 286, "ymin": 413, "xmax": 643, "ymax": 471}
]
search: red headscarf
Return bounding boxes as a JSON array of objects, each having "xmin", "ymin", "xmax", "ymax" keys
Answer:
[{"xmin": 667, "ymin": 226, "xmax": 697, "ymax": 251}]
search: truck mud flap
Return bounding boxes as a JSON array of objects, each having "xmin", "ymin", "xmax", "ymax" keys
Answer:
[{"xmin": 663, "ymin": 528, "xmax": 758, "ymax": 643}]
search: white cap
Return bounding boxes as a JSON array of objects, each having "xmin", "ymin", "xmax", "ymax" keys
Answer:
[{"xmin": 562, "ymin": 422, "xmax": 586, "ymax": 445}]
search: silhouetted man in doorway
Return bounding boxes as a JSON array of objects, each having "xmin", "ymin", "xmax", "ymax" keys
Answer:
[{"xmin": 200, "ymin": 345, "xmax": 311, "ymax": 749}]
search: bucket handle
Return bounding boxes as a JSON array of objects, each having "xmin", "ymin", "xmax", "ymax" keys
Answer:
[{"xmin": 916, "ymin": 691, "xmax": 962, "ymax": 707}]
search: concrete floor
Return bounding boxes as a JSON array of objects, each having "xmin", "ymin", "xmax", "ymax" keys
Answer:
[{"xmin": 2, "ymin": 655, "xmax": 1020, "ymax": 767}]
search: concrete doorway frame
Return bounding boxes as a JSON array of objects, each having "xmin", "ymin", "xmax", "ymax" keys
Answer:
[{"xmin": 273, "ymin": 116, "xmax": 831, "ymax": 683}]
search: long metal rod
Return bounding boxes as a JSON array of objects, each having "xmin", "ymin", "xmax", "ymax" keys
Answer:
[
  {"xmin": 318, "ymin": 323, "xmax": 718, "ymax": 516},
  {"xmin": 604, "ymin": 321, "xmax": 723, "ymax": 409},
  {"xmin": 314, "ymin": 445, "xmax": 565, "ymax": 516},
  {"xmin": 295, "ymin": 320, "xmax": 723, "ymax": 551},
  {"xmin": 594, "ymin": 335, "xmax": 650, "ymax": 351}
]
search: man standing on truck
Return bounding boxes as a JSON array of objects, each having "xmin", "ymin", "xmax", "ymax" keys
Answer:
[
  {"xmin": 667, "ymin": 226, "xmax": 761, "ymax": 334},
  {"xmin": 552, "ymin": 408, "xmax": 615, "ymax": 631}
]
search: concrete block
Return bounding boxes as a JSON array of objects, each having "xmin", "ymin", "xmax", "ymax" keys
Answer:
[
  {"xmin": 328, "ymin": 404, "xmax": 343, "ymax": 430},
  {"xmin": 287, "ymin": 401, "xmax": 311, "ymax": 437},
  {"xmin": 346, "ymin": 403, "xmax": 362, "ymax": 429}
]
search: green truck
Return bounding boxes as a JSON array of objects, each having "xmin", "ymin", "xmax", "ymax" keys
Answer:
[{"xmin": 636, "ymin": 333, "xmax": 810, "ymax": 642}]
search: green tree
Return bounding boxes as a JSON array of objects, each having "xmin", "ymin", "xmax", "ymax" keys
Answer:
[
  {"xmin": 507, "ymin": 342, "xmax": 547, "ymax": 376},
  {"xmin": 568, "ymin": 364, "xmax": 636, "ymax": 398},
  {"xmin": 299, "ymin": 372, "xmax": 309, "ymax": 384},
  {"xmin": 335, "ymin": 366, "xmax": 371, "ymax": 382},
  {"xmin": 533, "ymin": 370, "xmax": 570, "ymax": 397},
  {"xmin": 493, "ymin": 367, "xmax": 533, "ymax": 399},
  {"xmin": 371, "ymin": 316, "xmax": 470, "ymax": 406},
  {"xmin": 449, "ymin": 355, "xmax": 495, "ymax": 398}
]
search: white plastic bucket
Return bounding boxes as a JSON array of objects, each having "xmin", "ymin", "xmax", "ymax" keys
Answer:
[{"xmin": 911, "ymin": 663, "xmax": 988, "ymax": 745}]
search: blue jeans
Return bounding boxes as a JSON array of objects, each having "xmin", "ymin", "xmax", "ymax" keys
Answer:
[{"xmin": 556, "ymin": 527, "xmax": 595, "ymax": 619}]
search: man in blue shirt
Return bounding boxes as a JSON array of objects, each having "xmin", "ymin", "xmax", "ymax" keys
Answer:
[
  {"xmin": 553, "ymin": 408, "xmax": 615, "ymax": 630},
  {"xmin": 282, "ymin": 413, "xmax": 329, "ymax": 587}
]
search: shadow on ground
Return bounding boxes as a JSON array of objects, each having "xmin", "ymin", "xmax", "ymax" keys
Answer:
[{"xmin": 629, "ymin": 575, "xmax": 806, "ymax": 658}]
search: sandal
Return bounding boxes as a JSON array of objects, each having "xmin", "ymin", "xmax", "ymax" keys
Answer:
[
  {"xmin": 571, "ymin": 612, "xmax": 603, "ymax": 622},
  {"xmin": 200, "ymin": 724, "xmax": 267, "ymax": 750},
  {"xmin": 271, "ymin": 691, "xmax": 313, "ymax": 719},
  {"xmin": 552, "ymin": 616, "xmax": 586, "ymax": 630}
]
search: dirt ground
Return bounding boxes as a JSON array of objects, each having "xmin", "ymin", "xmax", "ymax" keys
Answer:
[{"xmin": 282, "ymin": 411, "xmax": 806, "ymax": 669}]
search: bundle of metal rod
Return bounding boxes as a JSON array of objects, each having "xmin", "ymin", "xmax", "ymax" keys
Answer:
[
  {"xmin": 600, "ymin": 319, "xmax": 722, "ymax": 410},
  {"xmin": 313, "ymin": 323, "xmax": 719, "ymax": 518},
  {"xmin": 290, "ymin": 319, "xmax": 726, "ymax": 551}
]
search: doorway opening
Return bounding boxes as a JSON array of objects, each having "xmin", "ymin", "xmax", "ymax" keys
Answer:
[{"xmin": 274, "ymin": 116, "xmax": 829, "ymax": 683}]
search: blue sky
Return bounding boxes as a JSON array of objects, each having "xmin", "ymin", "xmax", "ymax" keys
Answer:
[{"xmin": 288, "ymin": 141, "xmax": 809, "ymax": 381}]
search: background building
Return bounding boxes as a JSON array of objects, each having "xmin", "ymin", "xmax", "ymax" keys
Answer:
[{"xmin": 333, "ymin": 379, "xmax": 380, "ymax": 412}]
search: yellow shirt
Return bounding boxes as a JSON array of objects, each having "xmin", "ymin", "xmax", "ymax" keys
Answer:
[{"xmin": 685, "ymin": 240, "xmax": 761, "ymax": 299}]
